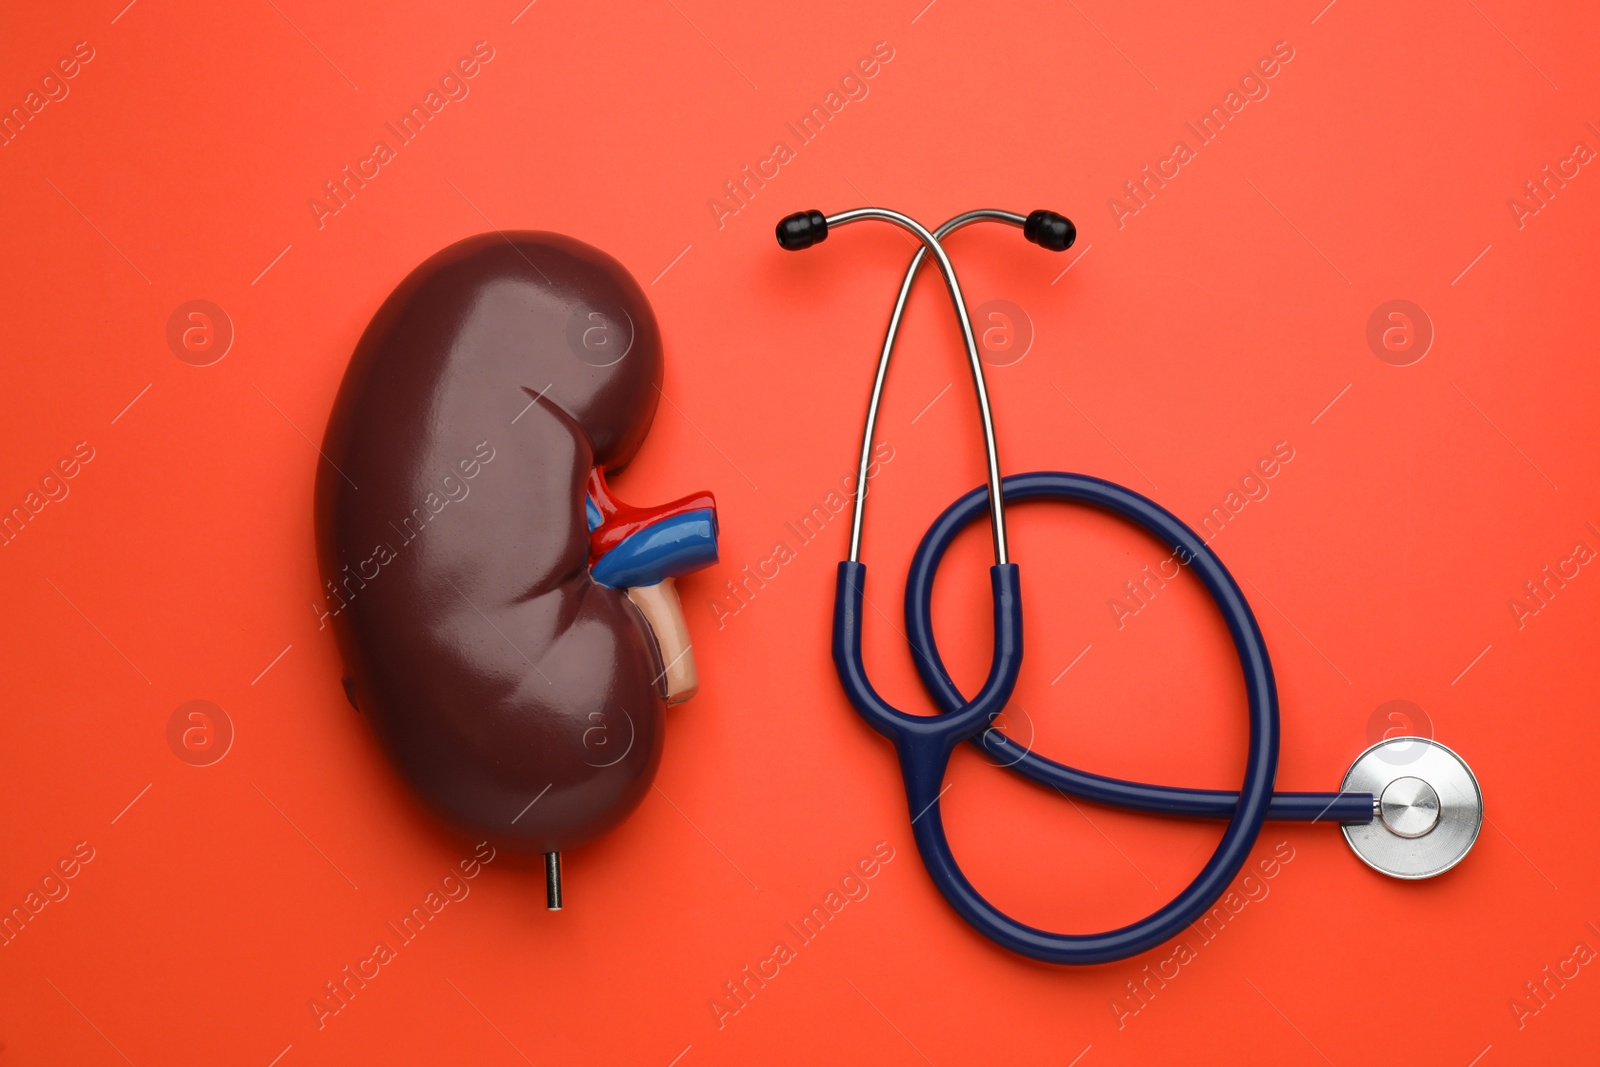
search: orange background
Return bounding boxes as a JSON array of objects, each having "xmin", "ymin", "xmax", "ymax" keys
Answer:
[{"xmin": 2, "ymin": 1, "xmax": 1598, "ymax": 1063}]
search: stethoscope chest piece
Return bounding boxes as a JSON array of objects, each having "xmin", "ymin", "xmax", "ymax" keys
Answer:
[{"xmin": 1340, "ymin": 738, "xmax": 1483, "ymax": 879}]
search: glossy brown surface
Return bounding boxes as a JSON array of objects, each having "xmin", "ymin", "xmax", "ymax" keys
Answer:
[{"xmin": 315, "ymin": 232, "xmax": 670, "ymax": 854}]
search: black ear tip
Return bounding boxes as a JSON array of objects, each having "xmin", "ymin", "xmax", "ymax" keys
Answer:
[
  {"xmin": 1024, "ymin": 210, "xmax": 1076, "ymax": 252},
  {"xmin": 776, "ymin": 210, "xmax": 828, "ymax": 250}
]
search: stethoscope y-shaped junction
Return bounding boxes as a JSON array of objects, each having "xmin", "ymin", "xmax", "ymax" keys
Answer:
[{"xmin": 776, "ymin": 206, "xmax": 1484, "ymax": 965}]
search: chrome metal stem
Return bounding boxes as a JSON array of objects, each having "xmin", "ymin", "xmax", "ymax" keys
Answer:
[{"xmin": 837, "ymin": 208, "xmax": 1026, "ymax": 566}]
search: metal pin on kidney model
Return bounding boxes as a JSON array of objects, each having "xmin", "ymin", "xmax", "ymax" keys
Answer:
[{"xmin": 315, "ymin": 231, "xmax": 718, "ymax": 909}]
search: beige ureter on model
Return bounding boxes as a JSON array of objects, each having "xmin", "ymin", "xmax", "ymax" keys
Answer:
[{"xmin": 626, "ymin": 577, "xmax": 698, "ymax": 704}]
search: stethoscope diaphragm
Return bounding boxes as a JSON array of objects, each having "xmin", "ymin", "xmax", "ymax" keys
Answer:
[{"xmin": 1340, "ymin": 738, "xmax": 1483, "ymax": 879}]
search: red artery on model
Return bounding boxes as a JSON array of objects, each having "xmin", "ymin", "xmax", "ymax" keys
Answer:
[{"xmin": 586, "ymin": 467, "xmax": 717, "ymax": 559}]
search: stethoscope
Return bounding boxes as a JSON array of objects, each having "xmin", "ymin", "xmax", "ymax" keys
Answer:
[{"xmin": 776, "ymin": 205, "xmax": 1486, "ymax": 965}]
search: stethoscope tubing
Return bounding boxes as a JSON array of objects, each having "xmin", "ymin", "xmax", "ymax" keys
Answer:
[
  {"xmin": 907, "ymin": 472, "xmax": 1375, "ymax": 826},
  {"xmin": 820, "ymin": 208, "xmax": 1374, "ymax": 965},
  {"xmin": 835, "ymin": 532, "xmax": 1279, "ymax": 963}
]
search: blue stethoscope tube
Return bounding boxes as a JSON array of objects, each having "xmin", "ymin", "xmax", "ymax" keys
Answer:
[
  {"xmin": 783, "ymin": 205, "xmax": 1376, "ymax": 966},
  {"xmin": 907, "ymin": 472, "xmax": 1374, "ymax": 827}
]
